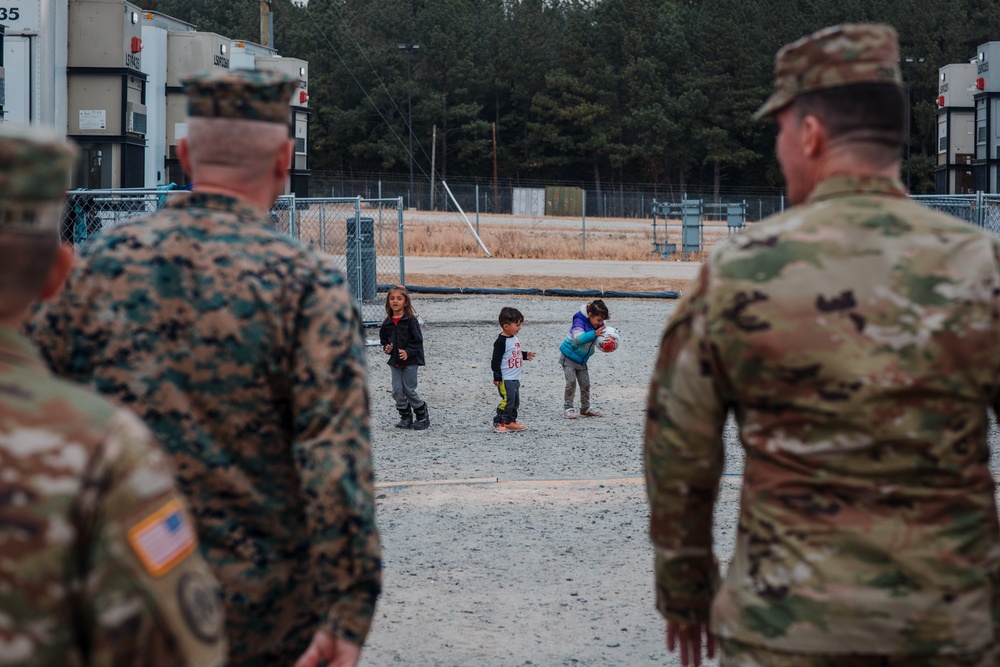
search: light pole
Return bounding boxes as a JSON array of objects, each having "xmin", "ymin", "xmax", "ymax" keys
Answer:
[
  {"xmin": 398, "ymin": 43, "xmax": 419, "ymax": 209},
  {"xmin": 901, "ymin": 55, "xmax": 926, "ymax": 192}
]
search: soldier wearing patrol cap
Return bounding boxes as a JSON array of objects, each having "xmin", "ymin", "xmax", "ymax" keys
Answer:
[
  {"xmin": 645, "ymin": 24, "xmax": 1000, "ymax": 667},
  {"xmin": 29, "ymin": 69, "xmax": 382, "ymax": 667},
  {"xmin": 0, "ymin": 123, "xmax": 226, "ymax": 666}
]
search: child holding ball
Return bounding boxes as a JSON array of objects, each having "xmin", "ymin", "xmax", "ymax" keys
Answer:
[{"xmin": 558, "ymin": 299, "xmax": 610, "ymax": 418}]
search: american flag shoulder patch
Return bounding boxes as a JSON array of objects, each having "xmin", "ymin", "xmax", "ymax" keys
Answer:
[{"xmin": 126, "ymin": 499, "xmax": 197, "ymax": 577}]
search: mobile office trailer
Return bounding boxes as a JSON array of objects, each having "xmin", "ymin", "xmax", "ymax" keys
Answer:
[
  {"xmin": 935, "ymin": 62, "xmax": 977, "ymax": 194},
  {"xmin": 2, "ymin": 0, "xmax": 69, "ymax": 128},
  {"xmin": 972, "ymin": 42, "xmax": 1000, "ymax": 193},
  {"xmin": 162, "ymin": 30, "xmax": 231, "ymax": 186},
  {"xmin": 230, "ymin": 40, "xmax": 310, "ymax": 197},
  {"xmin": 139, "ymin": 9, "xmax": 192, "ymax": 187},
  {"xmin": 254, "ymin": 54, "xmax": 309, "ymax": 197}
]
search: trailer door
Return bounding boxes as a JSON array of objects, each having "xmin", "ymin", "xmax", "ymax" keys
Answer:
[{"xmin": 4, "ymin": 35, "xmax": 30, "ymax": 123}]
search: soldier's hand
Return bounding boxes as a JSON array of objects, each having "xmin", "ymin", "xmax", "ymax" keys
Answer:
[
  {"xmin": 383, "ymin": 343, "xmax": 393, "ymax": 354},
  {"xmin": 666, "ymin": 620, "xmax": 714, "ymax": 667},
  {"xmin": 293, "ymin": 630, "xmax": 362, "ymax": 667},
  {"xmin": 398, "ymin": 349, "xmax": 408, "ymax": 361}
]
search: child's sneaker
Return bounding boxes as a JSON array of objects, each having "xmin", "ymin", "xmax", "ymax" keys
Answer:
[
  {"xmin": 494, "ymin": 423, "xmax": 509, "ymax": 433},
  {"xmin": 562, "ymin": 408, "xmax": 578, "ymax": 419},
  {"xmin": 506, "ymin": 422, "xmax": 526, "ymax": 431},
  {"xmin": 579, "ymin": 408, "xmax": 602, "ymax": 417}
]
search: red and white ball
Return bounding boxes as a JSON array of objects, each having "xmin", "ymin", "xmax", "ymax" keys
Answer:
[{"xmin": 597, "ymin": 326, "xmax": 620, "ymax": 353}]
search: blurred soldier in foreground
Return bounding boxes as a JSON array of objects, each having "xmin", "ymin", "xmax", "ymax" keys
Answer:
[
  {"xmin": 0, "ymin": 124, "xmax": 225, "ymax": 666},
  {"xmin": 29, "ymin": 70, "xmax": 381, "ymax": 667},
  {"xmin": 644, "ymin": 24, "xmax": 1000, "ymax": 667}
]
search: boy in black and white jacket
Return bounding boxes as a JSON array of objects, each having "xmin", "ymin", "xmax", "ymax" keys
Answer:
[{"xmin": 490, "ymin": 307, "xmax": 536, "ymax": 433}]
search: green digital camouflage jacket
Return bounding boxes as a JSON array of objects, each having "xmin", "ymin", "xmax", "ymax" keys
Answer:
[
  {"xmin": 28, "ymin": 192, "xmax": 382, "ymax": 665},
  {"xmin": 644, "ymin": 175, "xmax": 1000, "ymax": 655},
  {"xmin": 0, "ymin": 326, "xmax": 225, "ymax": 666}
]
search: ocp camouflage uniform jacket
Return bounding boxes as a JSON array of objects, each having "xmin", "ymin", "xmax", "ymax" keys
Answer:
[
  {"xmin": 0, "ymin": 326, "xmax": 225, "ymax": 666},
  {"xmin": 644, "ymin": 175, "xmax": 1000, "ymax": 656},
  {"xmin": 28, "ymin": 192, "xmax": 382, "ymax": 663}
]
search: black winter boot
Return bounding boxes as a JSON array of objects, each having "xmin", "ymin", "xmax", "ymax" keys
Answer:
[
  {"xmin": 395, "ymin": 407, "xmax": 413, "ymax": 429},
  {"xmin": 411, "ymin": 403, "xmax": 430, "ymax": 430}
]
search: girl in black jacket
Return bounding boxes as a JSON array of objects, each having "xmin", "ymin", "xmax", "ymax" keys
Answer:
[{"xmin": 379, "ymin": 286, "xmax": 429, "ymax": 429}]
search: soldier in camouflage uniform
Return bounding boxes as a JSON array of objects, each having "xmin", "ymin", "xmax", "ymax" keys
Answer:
[
  {"xmin": 644, "ymin": 24, "xmax": 1000, "ymax": 667},
  {"xmin": 0, "ymin": 124, "xmax": 225, "ymax": 666},
  {"xmin": 28, "ymin": 70, "xmax": 382, "ymax": 667}
]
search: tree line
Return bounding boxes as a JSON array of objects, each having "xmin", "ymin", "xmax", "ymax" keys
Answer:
[{"xmin": 138, "ymin": 0, "xmax": 1000, "ymax": 194}]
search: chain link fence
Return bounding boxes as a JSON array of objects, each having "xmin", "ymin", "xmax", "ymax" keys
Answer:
[
  {"xmin": 57, "ymin": 187, "xmax": 1000, "ymax": 316},
  {"xmin": 316, "ymin": 175, "xmax": 788, "ymax": 261},
  {"xmin": 912, "ymin": 193, "xmax": 1000, "ymax": 236},
  {"xmin": 60, "ymin": 190, "xmax": 404, "ymax": 326}
]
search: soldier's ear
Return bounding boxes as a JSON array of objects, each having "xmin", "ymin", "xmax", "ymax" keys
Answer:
[
  {"xmin": 274, "ymin": 139, "xmax": 294, "ymax": 180},
  {"xmin": 37, "ymin": 243, "xmax": 74, "ymax": 301},
  {"xmin": 801, "ymin": 114, "xmax": 826, "ymax": 158},
  {"xmin": 177, "ymin": 138, "xmax": 193, "ymax": 179}
]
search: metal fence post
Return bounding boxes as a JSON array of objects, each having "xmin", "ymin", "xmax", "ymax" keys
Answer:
[
  {"xmin": 475, "ymin": 183, "xmax": 480, "ymax": 235},
  {"xmin": 977, "ymin": 190, "xmax": 985, "ymax": 228},
  {"xmin": 320, "ymin": 202, "xmax": 326, "ymax": 252},
  {"xmin": 289, "ymin": 194, "xmax": 297, "ymax": 239},
  {"xmin": 780, "ymin": 194, "xmax": 785, "ymax": 213},
  {"xmin": 398, "ymin": 197, "xmax": 405, "ymax": 286},
  {"xmin": 378, "ymin": 180, "xmax": 383, "ymax": 245},
  {"xmin": 354, "ymin": 198, "xmax": 362, "ymax": 307},
  {"xmin": 582, "ymin": 190, "xmax": 587, "ymax": 258}
]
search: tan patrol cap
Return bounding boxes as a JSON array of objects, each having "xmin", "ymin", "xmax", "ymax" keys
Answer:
[
  {"xmin": 0, "ymin": 123, "xmax": 77, "ymax": 233},
  {"xmin": 754, "ymin": 23, "xmax": 904, "ymax": 120}
]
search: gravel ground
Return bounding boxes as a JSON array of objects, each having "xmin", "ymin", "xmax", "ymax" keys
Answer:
[
  {"xmin": 361, "ymin": 294, "xmax": 737, "ymax": 667},
  {"xmin": 360, "ymin": 293, "xmax": 999, "ymax": 667}
]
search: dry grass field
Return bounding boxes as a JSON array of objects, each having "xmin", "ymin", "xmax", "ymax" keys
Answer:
[
  {"xmin": 398, "ymin": 215, "xmax": 732, "ymax": 261},
  {"xmin": 403, "ymin": 273, "xmax": 693, "ymax": 294}
]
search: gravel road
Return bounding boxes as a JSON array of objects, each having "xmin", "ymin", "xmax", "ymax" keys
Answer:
[{"xmin": 360, "ymin": 293, "xmax": 1000, "ymax": 667}]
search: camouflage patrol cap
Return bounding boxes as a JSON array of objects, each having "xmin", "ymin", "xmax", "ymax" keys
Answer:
[
  {"xmin": 182, "ymin": 69, "xmax": 298, "ymax": 124},
  {"xmin": 0, "ymin": 123, "xmax": 77, "ymax": 233},
  {"xmin": 754, "ymin": 23, "xmax": 903, "ymax": 120}
]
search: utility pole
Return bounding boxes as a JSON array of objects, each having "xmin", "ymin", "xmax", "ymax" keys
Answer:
[
  {"xmin": 492, "ymin": 122, "xmax": 498, "ymax": 213},
  {"xmin": 430, "ymin": 125, "xmax": 437, "ymax": 211},
  {"xmin": 398, "ymin": 43, "xmax": 419, "ymax": 209},
  {"xmin": 260, "ymin": 0, "xmax": 273, "ymax": 48}
]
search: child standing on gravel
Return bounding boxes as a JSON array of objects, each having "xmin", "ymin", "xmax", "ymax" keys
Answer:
[
  {"xmin": 491, "ymin": 306, "xmax": 536, "ymax": 433},
  {"xmin": 380, "ymin": 286, "xmax": 430, "ymax": 430},
  {"xmin": 558, "ymin": 299, "xmax": 610, "ymax": 418}
]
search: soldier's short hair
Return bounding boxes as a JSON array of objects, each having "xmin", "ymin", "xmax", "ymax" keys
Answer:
[{"xmin": 793, "ymin": 83, "xmax": 907, "ymax": 150}]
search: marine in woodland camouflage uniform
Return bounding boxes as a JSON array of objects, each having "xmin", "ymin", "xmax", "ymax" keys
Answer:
[
  {"xmin": 28, "ymin": 70, "xmax": 382, "ymax": 666},
  {"xmin": 644, "ymin": 24, "xmax": 1000, "ymax": 667},
  {"xmin": 0, "ymin": 124, "xmax": 225, "ymax": 666}
]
